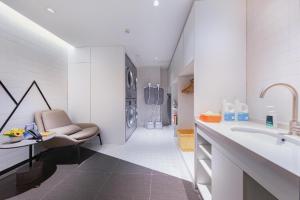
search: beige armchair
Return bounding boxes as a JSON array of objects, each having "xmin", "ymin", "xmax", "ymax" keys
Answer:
[{"xmin": 35, "ymin": 109, "xmax": 102, "ymax": 150}]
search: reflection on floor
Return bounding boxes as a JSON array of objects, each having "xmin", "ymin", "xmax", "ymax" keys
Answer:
[
  {"xmin": 84, "ymin": 127, "xmax": 192, "ymax": 181},
  {"xmin": 0, "ymin": 147, "xmax": 201, "ymax": 200}
]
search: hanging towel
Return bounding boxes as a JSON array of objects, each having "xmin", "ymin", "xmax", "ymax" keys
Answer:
[{"xmin": 144, "ymin": 86, "xmax": 157, "ymax": 105}]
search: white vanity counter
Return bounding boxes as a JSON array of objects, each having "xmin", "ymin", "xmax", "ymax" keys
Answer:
[
  {"xmin": 195, "ymin": 120, "xmax": 300, "ymax": 177},
  {"xmin": 194, "ymin": 119, "xmax": 300, "ymax": 200}
]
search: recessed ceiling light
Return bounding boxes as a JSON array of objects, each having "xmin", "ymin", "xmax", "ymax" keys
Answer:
[
  {"xmin": 124, "ymin": 28, "xmax": 131, "ymax": 34},
  {"xmin": 153, "ymin": 0, "xmax": 160, "ymax": 7},
  {"xmin": 154, "ymin": 57, "xmax": 159, "ymax": 60},
  {"xmin": 46, "ymin": 8, "xmax": 55, "ymax": 14}
]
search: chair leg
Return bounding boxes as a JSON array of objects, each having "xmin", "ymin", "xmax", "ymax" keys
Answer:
[
  {"xmin": 76, "ymin": 145, "xmax": 81, "ymax": 164},
  {"xmin": 98, "ymin": 134, "xmax": 102, "ymax": 145}
]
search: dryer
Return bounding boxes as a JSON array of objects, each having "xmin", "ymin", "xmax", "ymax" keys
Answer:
[
  {"xmin": 125, "ymin": 55, "xmax": 137, "ymax": 141},
  {"xmin": 125, "ymin": 98, "xmax": 137, "ymax": 141},
  {"xmin": 125, "ymin": 55, "xmax": 137, "ymax": 99}
]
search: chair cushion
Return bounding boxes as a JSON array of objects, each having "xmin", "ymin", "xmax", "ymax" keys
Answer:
[
  {"xmin": 42, "ymin": 110, "xmax": 72, "ymax": 130},
  {"xmin": 70, "ymin": 127, "xmax": 99, "ymax": 140},
  {"xmin": 35, "ymin": 111, "xmax": 45, "ymax": 133},
  {"xmin": 48, "ymin": 125, "xmax": 82, "ymax": 135}
]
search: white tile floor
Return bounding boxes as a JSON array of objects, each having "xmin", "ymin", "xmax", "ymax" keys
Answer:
[
  {"xmin": 181, "ymin": 151, "xmax": 195, "ymax": 179},
  {"xmin": 83, "ymin": 126, "xmax": 193, "ymax": 181}
]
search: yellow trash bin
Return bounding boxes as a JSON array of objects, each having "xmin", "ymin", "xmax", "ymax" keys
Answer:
[{"xmin": 177, "ymin": 129, "xmax": 194, "ymax": 152}]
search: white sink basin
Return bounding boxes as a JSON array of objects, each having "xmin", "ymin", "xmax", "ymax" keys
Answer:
[
  {"xmin": 228, "ymin": 125, "xmax": 300, "ymax": 177},
  {"xmin": 230, "ymin": 126, "xmax": 300, "ymax": 146},
  {"xmin": 231, "ymin": 126, "xmax": 283, "ymax": 136}
]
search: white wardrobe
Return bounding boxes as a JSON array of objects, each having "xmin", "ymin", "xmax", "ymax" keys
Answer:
[{"xmin": 68, "ymin": 46, "xmax": 126, "ymax": 144}]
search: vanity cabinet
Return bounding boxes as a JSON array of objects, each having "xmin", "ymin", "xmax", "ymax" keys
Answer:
[
  {"xmin": 195, "ymin": 121, "xmax": 300, "ymax": 200},
  {"xmin": 195, "ymin": 126, "xmax": 243, "ymax": 200},
  {"xmin": 211, "ymin": 146, "xmax": 243, "ymax": 200}
]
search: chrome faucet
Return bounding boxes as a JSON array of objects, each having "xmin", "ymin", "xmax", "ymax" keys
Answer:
[{"xmin": 260, "ymin": 83, "xmax": 300, "ymax": 135}]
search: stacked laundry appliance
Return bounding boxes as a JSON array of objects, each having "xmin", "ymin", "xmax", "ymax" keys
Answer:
[{"xmin": 125, "ymin": 55, "xmax": 137, "ymax": 141}]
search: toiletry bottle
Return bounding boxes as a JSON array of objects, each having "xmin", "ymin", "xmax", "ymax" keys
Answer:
[
  {"xmin": 266, "ymin": 106, "xmax": 278, "ymax": 128},
  {"xmin": 222, "ymin": 100, "xmax": 235, "ymax": 121},
  {"xmin": 235, "ymin": 99, "xmax": 249, "ymax": 121}
]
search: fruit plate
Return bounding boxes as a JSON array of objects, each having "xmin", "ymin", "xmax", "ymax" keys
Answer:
[
  {"xmin": 0, "ymin": 136, "xmax": 24, "ymax": 144},
  {"xmin": 8, "ymin": 136, "xmax": 24, "ymax": 143}
]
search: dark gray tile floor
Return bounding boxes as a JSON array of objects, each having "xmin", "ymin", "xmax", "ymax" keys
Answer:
[{"xmin": 0, "ymin": 147, "xmax": 202, "ymax": 200}]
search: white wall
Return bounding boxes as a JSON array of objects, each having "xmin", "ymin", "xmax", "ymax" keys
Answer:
[
  {"xmin": 160, "ymin": 68, "xmax": 169, "ymax": 125},
  {"xmin": 0, "ymin": 10, "xmax": 69, "ymax": 170},
  {"xmin": 137, "ymin": 67, "xmax": 169, "ymax": 127},
  {"xmin": 247, "ymin": 0, "xmax": 300, "ymax": 125},
  {"xmin": 194, "ymin": 0, "xmax": 246, "ymax": 115}
]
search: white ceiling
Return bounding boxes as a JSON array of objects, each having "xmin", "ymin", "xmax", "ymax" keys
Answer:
[{"xmin": 1, "ymin": 0, "xmax": 193, "ymax": 68}]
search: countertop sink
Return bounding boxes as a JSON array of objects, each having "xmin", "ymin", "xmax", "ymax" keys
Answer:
[
  {"xmin": 230, "ymin": 125, "xmax": 300, "ymax": 146},
  {"xmin": 195, "ymin": 120, "xmax": 300, "ymax": 177}
]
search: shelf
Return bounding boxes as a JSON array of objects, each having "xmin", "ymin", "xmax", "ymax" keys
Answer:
[
  {"xmin": 199, "ymin": 144, "xmax": 212, "ymax": 160},
  {"xmin": 195, "ymin": 123, "xmax": 212, "ymax": 199},
  {"xmin": 197, "ymin": 183, "xmax": 212, "ymax": 200},
  {"xmin": 198, "ymin": 159, "xmax": 212, "ymax": 178}
]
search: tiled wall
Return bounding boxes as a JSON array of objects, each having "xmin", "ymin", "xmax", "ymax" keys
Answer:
[
  {"xmin": 247, "ymin": 0, "xmax": 300, "ymax": 125},
  {"xmin": 137, "ymin": 67, "xmax": 169, "ymax": 127},
  {"xmin": 0, "ymin": 12, "xmax": 69, "ymax": 171},
  {"xmin": 137, "ymin": 67, "xmax": 161, "ymax": 127}
]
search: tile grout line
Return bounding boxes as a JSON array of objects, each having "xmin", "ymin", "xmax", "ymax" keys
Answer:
[
  {"xmin": 92, "ymin": 172, "xmax": 114, "ymax": 200},
  {"xmin": 148, "ymin": 173, "xmax": 153, "ymax": 200},
  {"xmin": 92, "ymin": 160, "xmax": 121, "ymax": 200},
  {"xmin": 39, "ymin": 169, "xmax": 74, "ymax": 200},
  {"xmin": 38, "ymin": 150, "xmax": 101, "ymax": 200}
]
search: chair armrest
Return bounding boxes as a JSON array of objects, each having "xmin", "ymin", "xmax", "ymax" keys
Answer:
[{"xmin": 74, "ymin": 123, "xmax": 99, "ymax": 129}]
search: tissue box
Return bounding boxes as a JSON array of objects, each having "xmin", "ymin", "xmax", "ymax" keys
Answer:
[{"xmin": 199, "ymin": 114, "xmax": 221, "ymax": 123}]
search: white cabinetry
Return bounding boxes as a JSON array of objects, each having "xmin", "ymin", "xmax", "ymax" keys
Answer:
[
  {"xmin": 68, "ymin": 62, "xmax": 91, "ymax": 123},
  {"xmin": 195, "ymin": 125, "xmax": 243, "ymax": 200},
  {"xmin": 212, "ymin": 146, "xmax": 243, "ymax": 200},
  {"xmin": 169, "ymin": 3, "xmax": 195, "ymax": 80},
  {"xmin": 183, "ymin": 5, "xmax": 195, "ymax": 69},
  {"xmin": 91, "ymin": 47, "xmax": 126, "ymax": 144},
  {"xmin": 69, "ymin": 47, "xmax": 90, "ymax": 63},
  {"xmin": 195, "ymin": 128, "xmax": 212, "ymax": 200},
  {"xmin": 68, "ymin": 46, "xmax": 126, "ymax": 144},
  {"xmin": 195, "ymin": 120, "xmax": 300, "ymax": 200},
  {"xmin": 169, "ymin": 36, "xmax": 184, "ymax": 85},
  {"xmin": 68, "ymin": 48, "xmax": 91, "ymax": 123},
  {"xmin": 194, "ymin": 0, "xmax": 246, "ymax": 114}
]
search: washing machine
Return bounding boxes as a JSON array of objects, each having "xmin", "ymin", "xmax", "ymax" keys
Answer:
[
  {"xmin": 125, "ymin": 98, "xmax": 137, "ymax": 141},
  {"xmin": 125, "ymin": 55, "xmax": 137, "ymax": 99}
]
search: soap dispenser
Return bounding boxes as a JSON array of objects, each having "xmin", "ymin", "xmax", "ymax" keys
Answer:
[
  {"xmin": 222, "ymin": 100, "xmax": 235, "ymax": 121},
  {"xmin": 266, "ymin": 106, "xmax": 278, "ymax": 128},
  {"xmin": 235, "ymin": 99, "xmax": 249, "ymax": 121}
]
